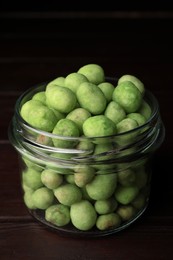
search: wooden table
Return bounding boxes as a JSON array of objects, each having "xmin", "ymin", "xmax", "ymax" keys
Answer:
[{"xmin": 0, "ymin": 11, "xmax": 173, "ymax": 259}]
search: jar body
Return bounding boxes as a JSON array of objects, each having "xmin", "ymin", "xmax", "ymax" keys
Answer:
[
  {"xmin": 8, "ymin": 82, "xmax": 165, "ymax": 237},
  {"xmin": 19, "ymin": 151, "xmax": 152, "ymax": 237}
]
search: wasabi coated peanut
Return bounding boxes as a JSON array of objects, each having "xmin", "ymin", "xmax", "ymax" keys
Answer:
[
  {"xmin": 32, "ymin": 187, "xmax": 54, "ymax": 209},
  {"xmin": 64, "ymin": 174, "xmax": 75, "ymax": 184},
  {"xmin": 52, "ymin": 118, "xmax": 80, "ymax": 148},
  {"xmin": 83, "ymin": 115, "xmax": 116, "ymax": 138},
  {"xmin": 23, "ymin": 190, "xmax": 36, "ymax": 209},
  {"xmin": 54, "ymin": 183, "xmax": 82, "ymax": 206},
  {"xmin": 94, "ymin": 197, "xmax": 118, "ymax": 214},
  {"xmin": 70, "ymin": 200, "xmax": 97, "ymax": 231},
  {"xmin": 81, "ymin": 186, "xmax": 94, "ymax": 201},
  {"xmin": 118, "ymin": 74, "xmax": 145, "ymax": 96},
  {"xmin": 32, "ymin": 91, "xmax": 46, "ymax": 105},
  {"xmin": 131, "ymin": 192, "xmax": 146, "ymax": 209},
  {"xmin": 41, "ymin": 169, "xmax": 63, "ymax": 189},
  {"xmin": 94, "ymin": 142, "xmax": 114, "ymax": 155},
  {"xmin": 50, "ymin": 151, "xmax": 72, "ymax": 160},
  {"xmin": 66, "ymin": 108, "xmax": 91, "ymax": 135},
  {"xmin": 45, "ymin": 85, "xmax": 77, "ymax": 113},
  {"xmin": 20, "ymin": 100, "xmax": 57, "ymax": 132},
  {"xmin": 98, "ymin": 82, "xmax": 115, "ymax": 102},
  {"xmin": 46, "ymin": 152, "xmax": 74, "ymax": 174},
  {"xmin": 76, "ymin": 82, "xmax": 107, "ymax": 115},
  {"xmin": 45, "ymin": 94, "xmax": 67, "ymax": 121},
  {"xmin": 116, "ymin": 118, "xmax": 139, "ymax": 145},
  {"xmin": 78, "ymin": 63, "xmax": 105, "ymax": 85},
  {"xmin": 75, "ymin": 138, "xmax": 94, "ymax": 152},
  {"xmin": 36, "ymin": 134, "xmax": 53, "ymax": 146},
  {"xmin": 137, "ymin": 100, "xmax": 152, "ymax": 120},
  {"xmin": 74, "ymin": 167, "xmax": 95, "ymax": 187},
  {"xmin": 112, "ymin": 81, "xmax": 142, "ymax": 113},
  {"xmin": 74, "ymin": 164, "xmax": 92, "ymax": 175},
  {"xmin": 104, "ymin": 101, "xmax": 126, "ymax": 124},
  {"xmin": 86, "ymin": 174, "xmax": 117, "ymax": 200},
  {"xmin": 93, "ymin": 143, "xmax": 117, "ymax": 170},
  {"xmin": 46, "ymin": 76, "xmax": 65, "ymax": 91},
  {"xmin": 45, "ymin": 204, "xmax": 70, "ymax": 227},
  {"xmin": 118, "ymin": 168, "xmax": 136, "ymax": 187},
  {"xmin": 22, "ymin": 180, "xmax": 34, "ymax": 193},
  {"xmin": 96, "ymin": 213, "xmax": 121, "ymax": 231},
  {"xmin": 127, "ymin": 112, "xmax": 146, "ymax": 126},
  {"xmin": 22, "ymin": 156, "xmax": 43, "ymax": 172},
  {"xmin": 64, "ymin": 72, "xmax": 89, "ymax": 93},
  {"xmin": 74, "ymin": 164, "xmax": 96, "ymax": 175},
  {"xmin": 22, "ymin": 168, "xmax": 43, "ymax": 190},
  {"xmin": 115, "ymin": 185, "xmax": 139, "ymax": 205},
  {"xmin": 116, "ymin": 118, "xmax": 138, "ymax": 137},
  {"xmin": 117, "ymin": 205, "xmax": 136, "ymax": 221},
  {"xmin": 49, "ymin": 108, "xmax": 65, "ymax": 121},
  {"xmin": 116, "ymin": 117, "xmax": 138, "ymax": 133}
]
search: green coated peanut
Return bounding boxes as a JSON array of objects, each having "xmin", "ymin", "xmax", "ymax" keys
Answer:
[
  {"xmin": 46, "ymin": 76, "xmax": 65, "ymax": 91},
  {"xmin": 22, "ymin": 168, "xmax": 43, "ymax": 190},
  {"xmin": 66, "ymin": 107, "xmax": 91, "ymax": 135},
  {"xmin": 32, "ymin": 187, "xmax": 54, "ymax": 210},
  {"xmin": 115, "ymin": 185, "xmax": 139, "ymax": 205},
  {"xmin": 127, "ymin": 112, "xmax": 146, "ymax": 126},
  {"xmin": 23, "ymin": 190, "xmax": 36, "ymax": 209},
  {"xmin": 112, "ymin": 81, "xmax": 142, "ymax": 113},
  {"xmin": 77, "ymin": 63, "xmax": 105, "ymax": 84},
  {"xmin": 118, "ymin": 74, "xmax": 145, "ymax": 96},
  {"xmin": 94, "ymin": 197, "xmax": 118, "ymax": 214},
  {"xmin": 54, "ymin": 183, "xmax": 82, "ymax": 206},
  {"xmin": 117, "ymin": 205, "xmax": 136, "ymax": 221},
  {"xmin": 116, "ymin": 118, "xmax": 138, "ymax": 134},
  {"xmin": 41, "ymin": 169, "xmax": 63, "ymax": 189},
  {"xmin": 46, "ymin": 85, "xmax": 77, "ymax": 113},
  {"xmin": 137, "ymin": 100, "xmax": 152, "ymax": 120},
  {"xmin": 131, "ymin": 192, "xmax": 146, "ymax": 209},
  {"xmin": 83, "ymin": 115, "xmax": 116, "ymax": 137},
  {"xmin": 20, "ymin": 100, "xmax": 57, "ymax": 132},
  {"xmin": 45, "ymin": 204, "xmax": 70, "ymax": 227},
  {"xmin": 52, "ymin": 118, "xmax": 80, "ymax": 148},
  {"xmin": 32, "ymin": 91, "xmax": 46, "ymax": 105},
  {"xmin": 64, "ymin": 72, "xmax": 89, "ymax": 93},
  {"xmin": 76, "ymin": 82, "xmax": 107, "ymax": 115},
  {"xmin": 98, "ymin": 82, "xmax": 115, "ymax": 102},
  {"xmin": 118, "ymin": 168, "xmax": 136, "ymax": 186},
  {"xmin": 86, "ymin": 174, "xmax": 117, "ymax": 200},
  {"xmin": 74, "ymin": 172, "xmax": 95, "ymax": 188},
  {"xmin": 96, "ymin": 213, "xmax": 121, "ymax": 231},
  {"xmin": 104, "ymin": 100, "xmax": 126, "ymax": 124},
  {"xmin": 70, "ymin": 200, "xmax": 97, "ymax": 231}
]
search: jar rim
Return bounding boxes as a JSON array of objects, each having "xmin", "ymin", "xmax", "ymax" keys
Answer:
[
  {"xmin": 14, "ymin": 78, "xmax": 160, "ymax": 141},
  {"xmin": 9, "ymin": 77, "xmax": 165, "ymax": 166}
]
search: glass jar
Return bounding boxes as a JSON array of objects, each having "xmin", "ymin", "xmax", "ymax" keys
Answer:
[{"xmin": 8, "ymin": 79, "xmax": 165, "ymax": 237}]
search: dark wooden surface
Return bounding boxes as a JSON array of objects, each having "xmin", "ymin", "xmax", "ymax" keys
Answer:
[{"xmin": 0, "ymin": 11, "xmax": 173, "ymax": 259}]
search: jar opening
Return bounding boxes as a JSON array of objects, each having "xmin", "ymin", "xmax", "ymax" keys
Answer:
[{"xmin": 9, "ymin": 78, "xmax": 165, "ymax": 167}]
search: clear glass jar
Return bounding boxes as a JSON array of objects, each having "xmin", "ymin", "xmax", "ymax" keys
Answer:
[{"xmin": 8, "ymin": 79, "xmax": 165, "ymax": 237}]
